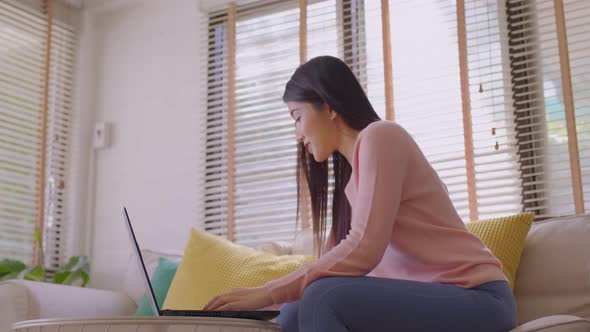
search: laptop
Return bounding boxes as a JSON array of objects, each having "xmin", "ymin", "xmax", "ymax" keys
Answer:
[{"xmin": 123, "ymin": 207, "xmax": 280, "ymax": 321}]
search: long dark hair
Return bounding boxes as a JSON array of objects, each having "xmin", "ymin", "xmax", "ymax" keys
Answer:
[{"xmin": 283, "ymin": 56, "xmax": 381, "ymax": 256}]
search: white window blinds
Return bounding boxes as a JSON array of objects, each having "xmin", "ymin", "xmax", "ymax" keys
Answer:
[
  {"xmin": 465, "ymin": 1, "xmax": 523, "ymax": 219},
  {"xmin": 388, "ymin": 0, "xmax": 473, "ymax": 221},
  {"xmin": 308, "ymin": 0, "xmax": 385, "ymax": 117},
  {"xmin": 203, "ymin": 0, "xmax": 589, "ymax": 246},
  {"xmin": 564, "ymin": 1, "xmax": 590, "ymax": 212},
  {"xmin": 203, "ymin": 1, "xmax": 302, "ymax": 246},
  {"xmin": 233, "ymin": 1, "xmax": 301, "ymax": 246},
  {"xmin": 304, "ymin": 0, "xmax": 385, "ymax": 230},
  {"xmin": 505, "ymin": 0, "xmax": 589, "ymax": 217},
  {"xmin": 0, "ymin": 0, "xmax": 44, "ymax": 263},
  {"xmin": 202, "ymin": 0, "xmax": 386, "ymax": 245},
  {"xmin": 44, "ymin": 2, "xmax": 77, "ymax": 269},
  {"xmin": 307, "ymin": 0, "xmax": 339, "ymax": 60},
  {"xmin": 203, "ymin": 9, "xmax": 231, "ymax": 239},
  {"xmin": 0, "ymin": 0, "xmax": 77, "ymax": 267}
]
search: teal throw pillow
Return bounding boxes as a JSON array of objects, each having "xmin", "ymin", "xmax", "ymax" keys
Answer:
[{"xmin": 135, "ymin": 256, "xmax": 180, "ymax": 316}]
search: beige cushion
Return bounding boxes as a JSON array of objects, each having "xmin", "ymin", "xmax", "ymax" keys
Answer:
[
  {"xmin": 515, "ymin": 215, "xmax": 590, "ymax": 324},
  {"xmin": 511, "ymin": 315, "xmax": 590, "ymax": 332},
  {"xmin": 0, "ymin": 280, "xmax": 136, "ymax": 330},
  {"xmin": 256, "ymin": 241, "xmax": 293, "ymax": 256}
]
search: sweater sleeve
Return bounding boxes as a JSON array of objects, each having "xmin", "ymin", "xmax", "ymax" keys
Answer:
[{"xmin": 262, "ymin": 123, "xmax": 412, "ymax": 304}]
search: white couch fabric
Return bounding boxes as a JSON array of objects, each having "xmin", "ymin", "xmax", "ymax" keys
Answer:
[
  {"xmin": 0, "ymin": 281, "xmax": 29, "ymax": 332},
  {"xmin": 511, "ymin": 315, "xmax": 590, "ymax": 332},
  {"xmin": 514, "ymin": 215, "xmax": 590, "ymax": 324},
  {"xmin": 0, "ymin": 280, "xmax": 136, "ymax": 332}
]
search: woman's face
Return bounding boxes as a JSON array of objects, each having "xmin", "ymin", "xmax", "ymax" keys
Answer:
[{"xmin": 288, "ymin": 101, "xmax": 337, "ymax": 162}]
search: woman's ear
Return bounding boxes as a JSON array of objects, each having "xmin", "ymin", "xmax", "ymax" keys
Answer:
[{"xmin": 329, "ymin": 109, "xmax": 337, "ymax": 120}]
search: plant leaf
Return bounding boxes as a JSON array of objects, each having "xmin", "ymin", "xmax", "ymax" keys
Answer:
[
  {"xmin": 62, "ymin": 270, "xmax": 88, "ymax": 287},
  {"xmin": 59, "ymin": 256, "xmax": 90, "ymax": 273},
  {"xmin": 80, "ymin": 271, "xmax": 89, "ymax": 287},
  {"xmin": 0, "ymin": 255, "xmax": 90, "ymax": 286},
  {"xmin": 53, "ymin": 256, "xmax": 91, "ymax": 286},
  {"xmin": 0, "ymin": 259, "xmax": 26, "ymax": 274},
  {"xmin": 52, "ymin": 271, "xmax": 69, "ymax": 284},
  {"xmin": 62, "ymin": 270, "xmax": 81, "ymax": 285},
  {"xmin": 34, "ymin": 229, "xmax": 44, "ymax": 265},
  {"xmin": 0, "ymin": 266, "xmax": 12, "ymax": 278},
  {"xmin": 23, "ymin": 266, "xmax": 45, "ymax": 281},
  {"xmin": 62, "ymin": 256, "xmax": 79, "ymax": 271},
  {"xmin": 0, "ymin": 272, "xmax": 19, "ymax": 281}
]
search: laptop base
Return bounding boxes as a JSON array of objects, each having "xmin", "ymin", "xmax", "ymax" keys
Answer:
[{"xmin": 161, "ymin": 309, "xmax": 279, "ymax": 321}]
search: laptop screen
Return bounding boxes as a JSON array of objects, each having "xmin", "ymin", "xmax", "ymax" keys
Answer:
[{"xmin": 123, "ymin": 207, "xmax": 161, "ymax": 316}]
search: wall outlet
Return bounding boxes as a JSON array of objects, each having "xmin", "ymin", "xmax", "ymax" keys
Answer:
[{"xmin": 93, "ymin": 122, "xmax": 111, "ymax": 149}]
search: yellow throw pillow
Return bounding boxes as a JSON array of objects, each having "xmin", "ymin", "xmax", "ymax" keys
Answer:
[
  {"xmin": 466, "ymin": 212, "xmax": 534, "ymax": 288},
  {"xmin": 163, "ymin": 228, "xmax": 315, "ymax": 310}
]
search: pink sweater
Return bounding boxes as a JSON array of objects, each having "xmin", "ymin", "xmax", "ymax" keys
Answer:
[{"xmin": 263, "ymin": 121, "xmax": 506, "ymax": 305}]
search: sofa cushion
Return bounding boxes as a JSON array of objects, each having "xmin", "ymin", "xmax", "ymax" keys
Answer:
[
  {"xmin": 135, "ymin": 256, "xmax": 180, "ymax": 316},
  {"xmin": 466, "ymin": 212, "xmax": 534, "ymax": 288},
  {"xmin": 514, "ymin": 214, "xmax": 590, "ymax": 324},
  {"xmin": 163, "ymin": 228, "xmax": 314, "ymax": 310},
  {"xmin": 124, "ymin": 249, "xmax": 182, "ymax": 306},
  {"xmin": 510, "ymin": 315, "xmax": 590, "ymax": 332},
  {"xmin": 0, "ymin": 280, "xmax": 136, "ymax": 320}
]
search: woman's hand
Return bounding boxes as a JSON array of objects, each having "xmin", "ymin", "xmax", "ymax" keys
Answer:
[{"xmin": 203, "ymin": 286, "xmax": 274, "ymax": 311}]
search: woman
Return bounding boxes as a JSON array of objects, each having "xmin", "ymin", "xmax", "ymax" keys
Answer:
[{"xmin": 204, "ymin": 56, "xmax": 517, "ymax": 332}]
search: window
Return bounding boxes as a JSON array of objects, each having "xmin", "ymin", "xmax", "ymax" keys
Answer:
[
  {"xmin": 531, "ymin": 0, "xmax": 590, "ymax": 216},
  {"xmin": 203, "ymin": 0, "xmax": 385, "ymax": 245},
  {"xmin": 563, "ymin": 0, "xmax": 590, "ymax": 212},
  {"xmin": 203, "ymin": 0, "xmax": 589, "ymax": 246},
  {"xmin": 203, "ymin": 10, "xmax": 230, "ymax": 238},
  {"xmin": 203, "ymin": 1, "xmax": 302, "ymax": 246},
  {"xmin": 466, "ymin": 0, "xmax": 523, "ymax": 219},
  {"xmin": 388, "ymin": 0, "xmax": 475, "ymax": 221},
  {"xmin": 0, "ymin": 0, "xmax": 77, "ymax": 268}
]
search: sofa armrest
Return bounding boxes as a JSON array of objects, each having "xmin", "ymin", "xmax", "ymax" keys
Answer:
[
  {"xmin": 256, "ymin": 228, "xmax": 313, "ymax": 256},
  {"xmin": 511, "ymin": 315, "xmax": 590, "ymax": 332},
  {"xmin": 0, "ymin": 280, "xmax": 136, "ymax": 331},
  {"xmin": 256, "ymin": 241, "xmax": 293, "ymax": 255}
]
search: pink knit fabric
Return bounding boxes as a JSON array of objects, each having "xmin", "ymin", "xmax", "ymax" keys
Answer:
[{"xmin": 263, "ymin": 121, "xmax": 506, "ymax": 305}]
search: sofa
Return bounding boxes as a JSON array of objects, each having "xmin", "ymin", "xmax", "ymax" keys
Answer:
[{"xmin": 1, "ymin": 215, "xmax": 589, "ymax": 332}]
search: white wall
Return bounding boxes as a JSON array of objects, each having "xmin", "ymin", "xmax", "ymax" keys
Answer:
[{"xmin": 75, "ymin": 0, "xmax": 205, "ymax": 290}]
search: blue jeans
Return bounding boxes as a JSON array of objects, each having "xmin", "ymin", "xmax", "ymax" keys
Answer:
[{"xmin": 276, "ymin": 277, "xmax": 517, "ymax": 332}]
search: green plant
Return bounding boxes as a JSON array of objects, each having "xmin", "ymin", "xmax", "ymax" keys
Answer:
[
  {"xmin": 0, "ymin": 230, "xmax": 90, "ymax": 286},
  {"xmin": 53, "ymin": 256, "xmax": 90, "ymax": 286},
  {"xmin": 0, "ymin": 256, "xmax": 90, "ymax": 286}
]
